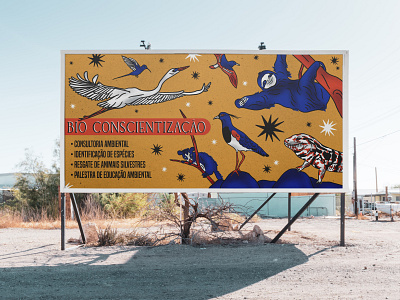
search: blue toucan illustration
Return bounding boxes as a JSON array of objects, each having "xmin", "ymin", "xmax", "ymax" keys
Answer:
[
  {"xmin": 214, "ymin": 112, "xmax": 268, "ymax": 174},
  {"xmin": 113, "ymin": 56, "xmax": 150, "ymax": 79}
]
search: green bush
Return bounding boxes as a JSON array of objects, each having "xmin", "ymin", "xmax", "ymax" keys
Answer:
[
  {"xmin": 100, "ymin": 193, "xmax": 149, "ymax": 218},
  {"xmin": 12, "ymin": 144, "xmax": 60, "ymax": 219}
]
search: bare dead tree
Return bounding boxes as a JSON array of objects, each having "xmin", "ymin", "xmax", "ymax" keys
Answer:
[{"xmin": 172, "ymin": 193, "xmax": 239, "ymax": 244}]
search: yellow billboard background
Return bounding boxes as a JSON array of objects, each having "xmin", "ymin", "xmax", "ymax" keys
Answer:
[{"xmin": 62, "ymin": 51, "xmax": 345, "ymax": 191}]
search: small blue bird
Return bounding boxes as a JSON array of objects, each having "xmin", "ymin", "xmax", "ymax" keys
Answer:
[
  {"xmin": 209, "ymin": 54, "xmax": 239, "ymax": 88},
  {"xmin": 113, "ymin": 56, "xmax": 150, "ymax": 80},
  {"xmin": 214, "ymin": 112, "xmax": 268, "ymax": 174}
]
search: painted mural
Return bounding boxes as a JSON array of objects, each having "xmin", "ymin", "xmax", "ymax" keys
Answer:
[{"xmin": 62, "ymin": 51, "xmax": 346, "ymax": 192}]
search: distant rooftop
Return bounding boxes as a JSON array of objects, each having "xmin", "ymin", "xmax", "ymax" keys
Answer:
[{"xmin": 0, "ymin": 173, "xmax": 17, "ymax": 189}]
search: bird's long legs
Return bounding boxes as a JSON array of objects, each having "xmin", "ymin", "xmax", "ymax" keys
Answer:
[
  {"xmin": 79, "ymin": 107, "xmax": 113, "ymax": 121},
  {"xmin": 234, "ymin": 151, "xmax": 246, "ymax": 175},
  {"xmin": 237, "ymin": 152, "xmax": 246, "ymax": 171}
]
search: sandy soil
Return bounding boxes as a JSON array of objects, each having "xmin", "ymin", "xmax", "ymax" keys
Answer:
[{"xmin": 1, "ymin": 217, "xmax": 400, "ymax": 299}]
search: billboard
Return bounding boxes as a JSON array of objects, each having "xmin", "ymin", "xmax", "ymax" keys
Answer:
[{"xmin": 61, "ymin": 50, "xmax": 348, "ymax": 192}]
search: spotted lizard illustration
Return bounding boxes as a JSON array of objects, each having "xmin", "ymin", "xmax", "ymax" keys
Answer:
[{"xmin": 284, "ymin": 133, "xmax": 343, "ymax": 183}]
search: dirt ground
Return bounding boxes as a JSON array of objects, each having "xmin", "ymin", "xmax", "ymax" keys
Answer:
[{"xmin": 1, "ymin": 216, "xmax": 400, "ymax": 299}]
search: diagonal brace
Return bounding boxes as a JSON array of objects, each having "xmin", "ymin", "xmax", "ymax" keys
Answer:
[
  {"xmin": 70, "ymin": 193, "xmax": 86, "ymax": 244},
  {"xmin": 271, "ymin": 193, "xmax": 320, "ymax": 243},
  {"xmin": 239, "ymin": 193, "xmax": 277, "ymax": 230}
]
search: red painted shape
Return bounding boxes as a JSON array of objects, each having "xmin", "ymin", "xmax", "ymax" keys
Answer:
[
  {"xmin": 65, "ymin": 118, "xmax": 211, "ymax": 135},
  {"xmin": 294, "ymin": 55, "xmax": 343, "ymax": 118},
  {"xmin": 231, "ymin": 130, "xmax": 240, "ymax": 141}
]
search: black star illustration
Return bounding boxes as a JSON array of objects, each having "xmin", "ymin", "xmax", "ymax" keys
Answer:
[
  {"xmin": 263, "ymin": 165, "xmax": 271, "ymax": 173},
  {"xmin": 151, "ymin": 144, "xmax": 163, "ymax": 155},
  {"xmin": 306, "ymin": 122, "xmax": 312, "ymax": 127},
  {"xmin": 208, "ymin": 100, "xmax": 213, "ymax": 106},
  {"xmin": 191, "ymin": 71, "xmax": 200, "ymax": 80},
  {"xmin": 330, "ymin": 56, "xmax": 339, "ymax": 65},
  {"xmin": 88, "ymin": 54, "xmax": 105, "ymax": 67},
  {"xmin": 159, "ymin": 58, "xmax": 164, "ymax": 63},
  {"xmin": 256, "ymin": 115, "xmax": 284, "ymax": 142},
  {"xmin": 177, "ymin": 173, "xmax": 185, "ymax": 182},
  {"xmin": 254, "ymin": 55, "xmax": 259, "ymax": 60}
]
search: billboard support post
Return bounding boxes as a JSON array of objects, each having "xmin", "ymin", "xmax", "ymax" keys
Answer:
[
  {"xmin": 70, "ymin": 193, "xmax": 86, "ymax": 244},
  {"xmin": 340, "ymin": 192, "xmax": 345, "ymax": 246},
  {"xmin": 61, "ymin": 193, "xmax": 65, "ymax": 251},
  {"xmin": 288, "ymin": 193, "xmax": 292, "ymax": 231},
  {"xmin": 271, "ymin": 193, "xmax": 320, "ymax": 243},
  {"xmin": 239, "ymin": 193, "xmax": 276, "ymax": 230}
]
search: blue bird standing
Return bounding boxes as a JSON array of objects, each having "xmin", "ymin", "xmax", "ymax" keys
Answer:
[
  {"xmin": 214, "ymin": 112, "xmax": 268, "ymax": 174},
  {"xmin": 209, "ymin": 54, "xmax": 239, "ymax": 88},
  {"xmin": 113, "ymin": 56, "xmax": 150, "ymax": 80}
]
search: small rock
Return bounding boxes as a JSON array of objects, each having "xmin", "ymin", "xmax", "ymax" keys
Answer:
[{"xmin": 81, "ymin": 222, "xmax": 99, "ymax": 245}]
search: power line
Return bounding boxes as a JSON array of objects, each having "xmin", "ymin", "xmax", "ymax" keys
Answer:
[
  {"xmin": 350, "ymin": 129, "xmax": 400, "ymax": 149},
  {"xmin": 357, "ymin": 129, "xmax": 400, "ymax": 147}
]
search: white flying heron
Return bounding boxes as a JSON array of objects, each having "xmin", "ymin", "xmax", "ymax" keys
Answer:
[{"xmin": 69, "ymin": 66, "xmax": 211, "ymax": 120}]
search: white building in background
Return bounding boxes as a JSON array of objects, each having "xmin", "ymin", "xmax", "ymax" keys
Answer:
[{"xmin": 361, "ymin": 189, "xmax": 400, "ymax": 214}]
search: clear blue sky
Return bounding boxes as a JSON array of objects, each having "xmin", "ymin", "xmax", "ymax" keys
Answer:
[{"xmin": 1, "ymin": 0, "xmax": 400, "ymax": 190}]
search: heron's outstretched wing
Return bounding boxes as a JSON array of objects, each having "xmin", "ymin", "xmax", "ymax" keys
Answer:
[
  {"xmin": 122, "ymin": 56, "xmax": 139, "ymax": 71},
  {"xmin": 129, "ymin": 91, "xmax": 185, "ymax": 105},
  {"xmin": 69, "ymin": 71, "xmax": 127, "ymax": 101}
]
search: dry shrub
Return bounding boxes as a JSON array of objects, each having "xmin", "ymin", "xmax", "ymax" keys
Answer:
[
  {"xmin": 97, "ymin": 225, "xmax": 118, "ymax": 246},
  {"xmin": 0, "ymin": 207, "xmax": 64, "ymax": 229},
  {"xmin": 81, "ymin": 194, "xmax": 106, "ymax": 221},
  {"xmin": 124, "ymin": 231, "xmax": 156, "ymax": 246},
  {"xmin": 0, "ymin": 208, "xmax": 23, "ymax": 228}
]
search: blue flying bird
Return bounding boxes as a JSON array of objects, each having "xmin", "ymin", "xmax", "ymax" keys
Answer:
[
  {"xmin": 214, "ymin": 112, "xmax": 268, "ymax": 174},
  {"xmin": 113, "ymin": 56, "xmax": 150, "ymax": 80},
  {"xmin": 209, "ymin": 54, "xmax": 239, "ymax": 88}
]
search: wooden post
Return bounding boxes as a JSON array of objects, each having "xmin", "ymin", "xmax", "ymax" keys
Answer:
[{"xmin": 353, "ymin": 137, "xmax": 358, "ymax": 216}]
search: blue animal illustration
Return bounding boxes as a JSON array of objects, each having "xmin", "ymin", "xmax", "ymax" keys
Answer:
[
  {"xmin": 113, "ymin": 56, "xmax": 150, "ymax": 80},
  {"xmin": 209, "ymin": 54, "xmax": 239, "ymax": 88},
  {"xmin": 235, "ymin": 55, "xmax": 330, "ymax": 112},
  {"xmin": 177, "ymin": 147, "xmax": 223, "ymax": 180},
  {"xmin": 214, "ymin": 112, "xmax": 268, "ymax": 174}
]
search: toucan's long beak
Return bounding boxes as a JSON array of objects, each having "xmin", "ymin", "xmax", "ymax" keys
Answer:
[
  {"xmin": 177, "ymin": 66, "xmax": 189, "ymax": 71},
  {"xmin": 213, "ymin": 115, "xmax": 219, "ymax": 120}
]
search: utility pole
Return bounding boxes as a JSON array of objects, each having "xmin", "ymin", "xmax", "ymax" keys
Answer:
[
  {"xmin": 375, "ymin": 167, "xmax": 378, "ymax": 192},
  {"xmin": 353, "ymin": 137, "xmax": 358, "ymax": 216}
]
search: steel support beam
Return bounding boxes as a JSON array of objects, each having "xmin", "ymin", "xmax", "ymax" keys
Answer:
[
  {"xmin": 288, "ymin": 193, "xmax": 292, "ymax": 231},
  {"xmin": 271, "ymin": 193, "xmax": 320, "ymax": 243},
  {"xmin": 70, "ymin": 193, "xmax": 86, "ymax": 244},
  {"xmin": 239, "ymin": 193, "xmax": 276, "ymax": 230},
  {"xmin": 61, "ymin": 193, "xmax": 65, "ymax": 251},
  {"xmin": 340, "ymin": 193, "xmax": 345, "ymax": 246}
]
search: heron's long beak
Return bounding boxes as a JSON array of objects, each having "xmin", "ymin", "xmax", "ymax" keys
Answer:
[{"xmin": 177, "ymin": 66, "xmax": 189, "ymax": 71}]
